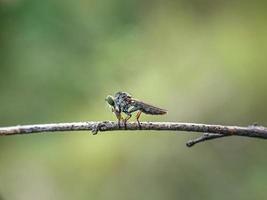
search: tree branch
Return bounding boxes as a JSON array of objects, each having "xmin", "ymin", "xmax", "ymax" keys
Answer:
[{"xmin": 0, "ymin": 121, "xmax": 266, "ymax": 147}]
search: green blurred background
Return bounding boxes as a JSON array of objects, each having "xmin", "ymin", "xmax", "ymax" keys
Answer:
[{"xmin": 0, "ymin": 0, "xmax": 267, "ymax": 199}]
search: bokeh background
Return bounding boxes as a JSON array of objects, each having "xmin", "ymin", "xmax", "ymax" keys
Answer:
[{"xmin": 0, "ymin": 0, "xmax": 267, "ymax": 199}]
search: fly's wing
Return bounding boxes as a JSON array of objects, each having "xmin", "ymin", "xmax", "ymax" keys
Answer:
[{"xmin": 131, "ymin": 98, "xmax": 167, "ymax": 115}]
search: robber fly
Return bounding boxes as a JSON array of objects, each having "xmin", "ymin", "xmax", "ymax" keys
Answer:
[{"xmin": 105, "ymin": 92, "xmax": 167, "ymax": 128}]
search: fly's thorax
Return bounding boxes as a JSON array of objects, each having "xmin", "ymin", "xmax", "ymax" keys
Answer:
[{"xmin": 114, "ymin": 92, "xmax": 132, "ymax": 112}]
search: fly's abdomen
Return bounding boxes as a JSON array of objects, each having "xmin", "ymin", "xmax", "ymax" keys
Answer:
[{"xmin": 134, "ymin": 101, "xmax": 167, "ymax": 115}]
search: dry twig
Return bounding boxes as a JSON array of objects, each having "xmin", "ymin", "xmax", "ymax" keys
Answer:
[{"xmin": 0, "ymin": 121, "xmax": 266, "ymax": 147}]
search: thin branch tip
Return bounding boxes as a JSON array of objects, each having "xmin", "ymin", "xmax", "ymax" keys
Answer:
[{"xmin": 186, "ymin": 133, "xmax": 229, "ymax": 147}]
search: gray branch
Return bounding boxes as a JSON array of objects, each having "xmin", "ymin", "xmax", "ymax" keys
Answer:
[{"xmin": 0, "ymin": 121, "xmax": 266, "ymax": 147}]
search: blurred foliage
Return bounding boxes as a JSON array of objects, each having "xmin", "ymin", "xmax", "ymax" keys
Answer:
[{"xmin": 0, "ymin": 0, "xmax": 267, "ymax": 199}]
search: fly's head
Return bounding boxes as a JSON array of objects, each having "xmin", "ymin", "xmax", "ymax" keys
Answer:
[
  {"xmin": 105, "ymin": 95, "xmax": 115, "ymax": 108},
  {"xmin": 105, "ymin": 94, "xmax": 121, "ymax": 114}
]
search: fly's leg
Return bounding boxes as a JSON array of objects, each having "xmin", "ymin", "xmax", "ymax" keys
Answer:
[
  {"xmin": 136, "ymin": 111, "xmax": 142, "ymax": 129},
  {"xmin": 114, "ymin": 109, "xmax": 123, "ymax": 128},
  {"xmin": 123, "ymin": 113, "xmax": 132, "ymax": 129},
  {"xmin": 117, "ymin": 117, "xmax": 122, "ymax": 128},
  {"xmin": 127, "ymin": 106, "xmax": 141, "ymax": 129}
]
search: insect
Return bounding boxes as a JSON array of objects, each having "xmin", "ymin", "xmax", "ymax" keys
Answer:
[{"xmin": 105, "ymin": 92, "xmax": 167, "ymax": 128}]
